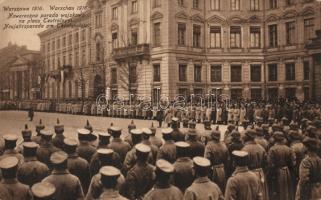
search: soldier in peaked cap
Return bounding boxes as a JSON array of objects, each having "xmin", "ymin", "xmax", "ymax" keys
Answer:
[
  {"xmin": 125, "ymin": 144, "xmax": 155, "ymax": 200},
  {"xmin": 296, "ymin": 138, "xmax": 321, "ymax": 200},
  {"xmin": 17, "ymin": 142, "xmax": 49, "ymax": 187},
  {"xmin": 171, "ymin": 117, "xmax": 185, "ymax": 142},
  {"xmin": 76, "ymin": 128, "xmax": 97, "ymax": 163},
  {"xmin": 143, "ymin": 159, "xmax": 183, "ymax": 200},
  {"xmin": 224, "ymin": 123, "xmax": 235, "ymax": 146},
  {"xmin": 52, "ymin": 118, "xmax": 65, "ymax": 149},
  {"xmin": 98, "ymin": 166, "xmax": 128, "ymax": 200},
  {"xmin": 0, "ymin": 157, "xmax": 31, "ymax": 200},
  {"xmin": 64, "ymin": 138, "xmax": 90, "ymax": 194},
  {"xmin": 17, "ymin": 124, "xmax": 32, "ymax": 153},
  {"xmin": 149, "ymin": 122, "xmax": 163, "ymax": 148},
  {"xmin": 84, "ymin": 120, "xmax": 98, "ymax": 145},
  {"xmin": 32, "ymin": 119, "xmax": 45, "ymax": 145},
  {"xmin": 225, "ymin": 151, "xmax": 262, "ymax": 200},
  {"xmin": 205, "ymin": 128, "xmax": 229, "ymax": 191},
  {"xmin": 173, "ymin": 141, "xmax": 194, "ymax": 193},
  {"xmin": 42, "ymin": 151, "xmax": 84, "ymax": 200},
  {"xmin": 96, "ymin": 131, "xmax": 111, "ymax": 149},
  {"xmin": 36, "ymin": 129, "xmax": 60, "ymax": 169},
  {"xmin": 156, "ymin": 128, "xmax": 176, "ymax": 163},
  {"xmin": 0, "ymin": 134, "xmax": 23, "ymax": 164},
  {"xmin": 255, "ymin": 127, "xmax": 269, "ymax": 151},
  {"xmin": 184, "ymin": 157, "xmax": 224, "ymax": 200},
  {"xmin": 141, "ymin": 128, "xmax": 158, "ymax": 164},
  {"xmin": 107, "ymin": 127, "xmax": 131, "ymax": 164},
  {"xmin": 186, "ymin": 128, "xmax": 205, "ymax": 158},
  {"xmin": 31, "ymin": 182, "xmax": 56, "ymax": 200},
  {"xmin": 267, "ymin": 131, "xmax": 296, "ymax": 200}
]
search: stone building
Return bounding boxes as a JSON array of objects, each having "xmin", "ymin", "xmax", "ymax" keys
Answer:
[{"xmin": 39, "ymin": 0, "xmax": 321, "ymax": 102}]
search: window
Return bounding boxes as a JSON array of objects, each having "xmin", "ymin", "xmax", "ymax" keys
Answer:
[
  {"xmin": 250, "ymin": 0, "xmax": 259, "ymax": 10},
  {"xmin": 179, "ymin": 64, "xmax": 187, "ymax": 81},
  {"xmin": 231, "ymin": 0, "xmax": 240, "ymax": 10},
  {"xmin": 304, "ymin": 61, "xmax": 310, "ymax": 80},
  {"xmin": 154, "ymin": 23, "xmax": 161, "ymax": 47},
  {"xmin": 74, "ymin": 81, "xmax": 78, "ymax": 98},
  {"xmin": 268, "ymin": 64, "xmax": 277, "ymax": 81},
  {"xmin": 286, "ymin": 21, "xmax": 295, "ymax": 46},
  {"xmin": 304, "ymin": 87, "xmax": 310, "ymax": 100},
  {"xmin": 153, "ymin": 64, "xmax": 161, "ymax": 82},
  {"xmin": 286, "ymin": 0, "xmax": 295, "ymax": 6},
  {"xmin": 269, "ymin": 0, "xmax": 277, "ymax": 9},
  {"xmin": 81, "ymin": 49, "xmax": 86, "ymax": 65},
  {"xmin": 193, "ymin": 25, "xmax": 201, "ymax": 47},
  {"xmin": 178, "ymin": 0, "xmax": 184, "ymax": 6},
  {"xmin": 131, "ymin": 29, "xmax": 138, "ymax": 46},
  {"xmin": 210, "ymin": 0, "xmax": 220, "ymax": 10},
  {"xmin": 52, "ymin": 41, "xmax": 55, "ymax": 51},
  {"xmin": 304, "ymin": 18, "xmax": 314, "ymax": 42},
  {"xmin": 112, "ymin": 32, "xmax": 118, "ymax": 49},
  {"xmin": 96, "ymin": 42, "xmax": 101, "ymax": 62},
  {"xmin": 268, "ymin": 88, "xmax": 278, "ymax": 100},
  {"xmin": 230, "ymin": 26, "xmax": 241, "ymax": 48},
  {"xmin": 57, "ymin": 39, "xmax": 60, "ymax": 49},
  {"xmin": 231, "ymin": 89, "xmax": 242, "ymax": 100},
  {"xmin": 251, "ymin": 89, "xmax": 262, "ymax": 100},
  {"xmin": 178, "ymin": 88, "xmax": 189, "ymax": 97},
  {"xmin": 68, "ymin": 34, "xmax": 72, "ymax": 45},
  {"xmin": 75, "ymin": 32, "xmax": 79, "ymax": 43},
  {"xmin": 132, "ymin": 0, "xmax": 138, "ymax": 13},
  {"xmin": 250, "ymin": 26, "xmax": 260, "ymax": 48},
  {"xmin": 268, "ymin": 24, "xmax": 278, "ymax": 48},
  {"xmin": 153, "ymin": 0, "xmax": 161, "ymax": 7},
  {"xmin": 210, "ymin": 26, "xmax": 221, "ymax": 48},
  {"xmin": 178, "ymin": 23, "xmax": 186, "ymax": 46},
  {"xmin": 194, "ymin": 88, "xmax": 203, "ymax": 95},
  {"xmin": 111, "ymin": 68, "xmax": 117, "ymax": 84},
  {"xmin": 129, "ymin": 64, "xmax": 137, "ymax": 84},
  {"xmin": 251, "ymin": 65, "xmax": 261, "ymax": 82},
  {"xmin": 75, "ymin": 51, "xmax": 79, "ymax": 67},
  {"xmin": 63, "ymin": 55, "xmax": 66, "ymax": 65},
  {"xmin": 47, "ymin": 42, "xmax": 50, "ymax": 52},
  {"xmin": 63, "ymin": 37, "xmax": 66, "ymax": 47},
  {"xmin": 285, "ymin": 63, "xmax": 296, "ymax": 81},
  {"xmin": 211, "ymin": 65, "xmax": 222, "ymax": 82},
  {"xmin": 231, "ymin": 65, "xmax": 242, "ymax": 82},
  {"xmin": 194, "ymin": 65, "xmax": 202, "ymax": 82},
  {"xmin": 112, "ymin": 7, "xmax": 118, "ymax": 20},
  {"xmin": 81, "ymin": 29, "xmax": 86, "ymax": 41},
  {"xmin": 68, "ymin": 53, "xmax": 72, "ymax": 65},
  {"xmin": 285, "ymin": 88, "xmax": 296, "ymax": 99},
  {"xmin": 193, "ymin": 0, "xmax": 199, "ymax": 9}
]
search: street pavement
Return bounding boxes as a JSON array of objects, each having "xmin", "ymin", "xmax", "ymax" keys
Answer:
[{"xmin": 0, "ymin": 111, "xmax": 237, "ymax": 142}]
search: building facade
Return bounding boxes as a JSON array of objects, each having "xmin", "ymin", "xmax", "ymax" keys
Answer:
[{"xmin": 39, "ymin": 0, "xmax": 321, "ymax": 102}]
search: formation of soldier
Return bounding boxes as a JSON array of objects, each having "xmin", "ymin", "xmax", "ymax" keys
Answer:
[{"xmin": 0, "ymin": 105, "xmax": 321, "ymax": 199}]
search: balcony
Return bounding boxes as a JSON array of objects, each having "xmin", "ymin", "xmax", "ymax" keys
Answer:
[{"xmin": 112, "ymin": 44, "xmax": 150, "ymax": 62}]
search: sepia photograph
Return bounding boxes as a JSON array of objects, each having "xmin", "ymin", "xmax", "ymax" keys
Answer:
[{"xmin": 0, "ymin": 0, "xmax": 321, "ymax": 199}]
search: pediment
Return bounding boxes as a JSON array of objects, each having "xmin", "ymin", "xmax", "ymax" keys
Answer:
[
  {"xmin": 300, "ymin": 7, "xmax": 315, "ymax": 16},
  {"xmin": 265, "ymin": 14, "xmax": 279, "ymax": 22},
  {"xmin": 282, "ymin": 10, "xmax": 298, "ymax": 19},
  {"xmin": 248, "ymin": 15, "xmax": 261, "ymax": 23},
  {"xmin": 129, "ymin": 17, "xmax": 140, "ymax": 26},
  {"xmin": 228, "ymin": 15, "xmax": 246, "ymax": 24},
  {"xmin": 207, "ymin": 15, "xmax": 226, "ymax": 24},
  {"xmin": 11, "ymin": 56, "xmax": 28, "ymax": 66},
  {"xmin": 191, "ymin": 14, "xmax": 204, "ymax": 23},
  {"xmin": 111, "ymin": 23, "xmax": 119, "ymax": 31},
  {"xmin": 151, "ymin": 11, "xmax": 163, "ymax": 20},
  {"xmin": 175, "ymin": 11, "xmax": 189, "ymax": 19}
]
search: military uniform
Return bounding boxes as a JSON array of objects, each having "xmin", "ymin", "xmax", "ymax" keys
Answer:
[
  {"xmin": 157, "ymin": 128, "xmax": 176, "ymax": 163},
  {"xmin": 32, "ymin": 119, "xmax": 45, "ymax": 145},
  {"xmin": 76, "ymin": 128, "xmax": 97, "ymax": 163},
  {"xmin": 171, "ymin": 118, "xmax": 185, "ymax": 142},
  {"xmin": 52, "ymin": 118, "xmax": 65, "ymax": 150},
  {"xmin": 36, "ymin": 130, "xmax": 60, "ymax": 169},
  {"xmin": 31, "ymin": 182, "xmax": 56, "ymax": 200},
  {"xmin": 108, "ymin": 127, "xmax": 131, "ymax": 163},
  {"xmin": 149, "ymin": 122, "xmax": 163, "ymax": 148},
  {"xmin": 17, "ymin": 124, "xmax": 32, "ymax": 153},
  {"xmin": 0, "ymin": 134, "xmax": 24, "ymax": 165},
  {"xmin": 186, "ymin": 129, "xmax": 205, "ymax": 158}
]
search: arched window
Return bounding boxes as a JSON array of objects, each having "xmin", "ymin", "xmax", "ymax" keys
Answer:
[{"xmin": 96, "ymin": 42, "xmax": 101, "ymax": 62}]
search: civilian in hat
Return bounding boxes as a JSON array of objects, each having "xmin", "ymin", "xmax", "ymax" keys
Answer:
[
  {"xmin": 225, "ymin": 151, "xmax": 262, "ymax": 200},
  {"xmin": 17, "ymin": 142, "xmax": 49, "ymax": 187},
  {"xmin": 36, "ymin": 129, "xmax": 60, "ymax": 169},
  {"xmin": 173, "ymin": 142, "xmax": 194, "ymax": 193},
  {"xmin": 171, "ymin": 117, "xmax": 185, "ymax": 142},
  {"xmin": 296, "ymin": 138, "xmax": 321, "ymax": 200},
  {"xmin": 149, "ymin": 122, "xmax": 163, "ymax": 148},
  {"xmin": 141, "ymin": 128, "xmax": 158, "ymax": 164},
  {"xmin": 107, "ymin": 127, "xmax": 131, "ymax": 163},
  {"xmin": 186, "ymin": 128, "xmax": 205, "ymax": 158},
  {"xmin": 86, "ymin": 149, "xmax": 125, "ymax": 200},
  {"xmin": 96, "ymin": 132, "xmax": 111, "ymax": 149},
  {"xmin": 98, "ymin": 166, "xmax": 128, "ymax": 200},
  {"xmin": 76, "ymin": 128, "xmax": 97, "ymax": 163},
  {"xmin": 205, "ymin": 128, "xmax": 229, "ymax": 192},
  {"xmin": 64, "ymin": 138, "xmax": 90, "ymax": 194},
  {"xmin": 31, "ymin": 182, "xmax": 56, "ymax": 200},
  {"xmin": 17, "ymin": 124, "xmax": 32, "ymax": 153},
  {"xmin": 184, "ymin": 157, "xmax": 224, "ymax": 200},
  {"xmin": 242, "ymin": 129, "xmax": 268, "ymax": 200},
  {"xmin": 32, "ymin": 119, "xmax": 45, "ymax": 145},
  {"xmin": 0, "ymin": 157, "xmax": 31, "ymax": 200},
  {"xmin": 144, "ymin": 159, "xmax": 183, "ymax": 200},
  {"xmin": 267, "ymin": 131, "xmax": 296, "ymax": 200},
  {"xmin": 43, "ymin": 151, "xmax": 84, "ymax": 200},
  {"xmin": 52, "ymin": 118, "xmax": 65, "ymax": 150},
  {"xmin": 125, "ymin": 144, "xmax": 155, "ymax": 200},
  {"xmin": 0, "ymin": 134, "xmax": 23, "ymax": 164},
  {"xmin": 157, "ymin": 128, "xmax": 176, "ymax": 163},
  {"xmin": 255, "ymin": 127, "xmax": 269, "ymax": 151},
  {"xmin": 124, "ymin": 120, "xmax": 137, "ymax": 147}
]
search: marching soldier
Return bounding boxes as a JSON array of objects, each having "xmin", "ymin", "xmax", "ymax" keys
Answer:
[
  {"xmin": 171, "ymin": 117, "xmax": 185, "ymax": 142},
  {"xmin": 186, "ymin": 128, "xmax": 205, "ymax": 158},
  {"xmin": 17, "ymin": 142, "xmax": 49, "ymax": 187},
  {"xmin": 36, "ymin": 129, "xmax": 59, "ymax": 169},
  {"xmin": 32, "ymin": 119, "xmax": 45, "ymax": 145},
  {"xmin": 205, "ymin": 128, "xmax": 229, "ymax": 192},
  {"xmin": 31, "ymin": 182, "xmax": 56, "ymax": 200},
  {"xmin": 17, "ymin": 124, "xmax": 32, "ymax": 153},
  {"xmin": 143, "ymin": 159, "xmax": 183, "ymax": 200},
  {"xmin": 225, "ymin": 151, "xmax": 263, "ymax": 200},
  {"xmin": 173, "ymin": 141, "xmax": 194, "ymax": 193},
  {"xmin": 98, "ymin": 166, "xmax": 128, "ymax": 200},
  {"xmin": 184, "ymin": 157, "xmax": 224, "ymax": 200},
  {"xmin": 64, "ymin": 138, "xmax": 90, "ymax": 194},
  {"xmin": 43, "ymin": 151, "xmax": 84, "ymax": 200},
  {"xmin": 0, "ymin": 134, "xmax": 24, "ymax": 164},
  {"xmin": 52, "ymin": 118, "xmax": 65, "ymax": 150},
  {"xmin": 76, "ymin": 128, "xmax": 97, "ymax": 163},
  {"xmin": 141, "ymin": 127, "xmax": 158, "ymax": 164},
  {"xmin": 267, "ymin": 131, "xmax": 296, "ymax": 200},
  {"xmin": 157, "ymin": 128, "xmax": 176, "ymax": 163},
  {"xmin": 125, "ymin": 144, "xmax": 155, "ymax": 200},
  {"xmin": 296, "ymin": 138, "xmax": 321, "ymax": 200},
  {"xmin": 107, "ymin": 127, "xmax": 131, "ymax": 163},
  {"xmin": 96, "ymin": 131, "xmax": 111, "ymax": 149},
  {"xmin": 0, "ymin": 157, "xmax": 31, "ymax": 200},
  {"xmin": 149, "ymin": 122, "xmax": 163, "ymax": 148}
]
